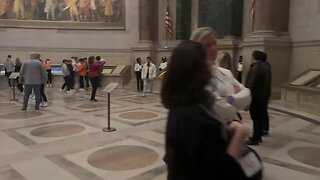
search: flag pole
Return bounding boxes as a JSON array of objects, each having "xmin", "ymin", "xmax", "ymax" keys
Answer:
[
  {"xmin": 251, "ymin": 0, "xmax": 255, "ymax": 32},
  {"xmin": 165, "ymin": 0, "xmax": 169, "ymax": 49},
  {"xmin": 165, "ymin": 32, "xmax": 168, "ymax": 49}
]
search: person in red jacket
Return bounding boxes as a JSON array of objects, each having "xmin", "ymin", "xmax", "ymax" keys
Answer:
[
  {"xmin": 78, "ymin": 58, "xmax": 86, "ymax": 91},
  {"xmin": 88, "ymin": 56, "xmax": 105, "ymax": 102}
]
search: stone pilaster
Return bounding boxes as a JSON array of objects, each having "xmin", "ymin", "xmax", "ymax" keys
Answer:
[{"xmin": 242, "ymin": 0, "xmax": 292, "ymax": 98}]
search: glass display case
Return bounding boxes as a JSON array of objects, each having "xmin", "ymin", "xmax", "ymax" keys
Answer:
[
  {"xmin": 51, "ymin": 65, "xmax": 63, "ymax": 75},
  {"xmin": 0, "ymin": 64, "xmax": 5, "ymax": 75},
  {"xmin": 102, "ymin": 66, "xmax": 116, "ymax": 75},
  {"xmin": 281, "ymin": 69, "xmax": 320, "ymax": 116},
  {"xmin": 289, "ymin": 70, "xmax": 320, "ymax": 87}
]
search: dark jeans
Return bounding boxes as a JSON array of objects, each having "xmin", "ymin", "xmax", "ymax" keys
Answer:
[
  {"xmin": 90, "ymin": 77, "xmax": 99, "ymax": 100},
  {"xmin": 62, "ymin": 76, "xmax": 71, "ymax": 91},
  {"xmin": 70, "ymin": 74, "xmax": 75, "ymax": 89},
  {"xmin": 79, "ymin": 76, "xmax": 85, "ymax": 89},
  {"xmin": 6, "ymin": 72, "xmax": 12, "ymax": 87},
  {"xmin": 237, "ymin": 71, "xmax": 242, "ymax": 83},
  {"xmin": 135, "ymin": 71, "xmax": 143, "ymax": 91},
  {"xmin": 98, "ymin": 75, "xmax": 102, "ymax": 87},
  {"xmin": 47, "ymin": 69, "xmax": 52, "ymax": 84},
  {"xmin": 85, "ymin": 74, "xmax": 90, "ymax": 88},
  {"xmin": 40, "ymin": 84, "xmax": 47, "ymax": 102},
  {"xmin": 16, "ymin": 77, "xmax": 23, "ymax": 92},
  {"xmin": 23, "ymin": 84, "xmax": 41, "ymax": 109},
  {"xmin": 262, "ymin": 97, "xmax": 270, "ymax": 132},
  {"xmin": 249, "ymin": 98, "xmax": 266, "ymax": 141},
  {"xmin": 74, "ymin": 72, "xmax": 79, "ymax": 88}
]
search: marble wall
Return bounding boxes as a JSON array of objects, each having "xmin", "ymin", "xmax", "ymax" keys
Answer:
[{"xmin": 289, "ymin": 0, "xmax": 320, "ymax": 78}]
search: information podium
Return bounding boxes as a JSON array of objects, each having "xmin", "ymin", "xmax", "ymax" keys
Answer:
[
  {"xmin": 9, "ymin": 73, "xmax": 19, "ymax": 101},
  {"xmin": 102, "ymin": 83, "xmax": 119, "ymax": 132}
]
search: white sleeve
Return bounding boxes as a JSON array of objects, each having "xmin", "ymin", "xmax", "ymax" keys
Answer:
[
  {"xmin": 152, "ymin": 65, "xmax": 157, "ymax": 78},
  {"xmin": 141, "ymin": 66, "xmax": 146, "ymax": 79},
  {"xmin": 219, "ymin": 67, "xmax": 251, "ymax": 110},
  {"xmin": 213, "ymin": 96, "xmax": 239, "ymax": 123},
  {"xmin": 230, "ymin": 78, "xmax": 251, "ymax": 110},
  {"xmin": 134, "ymin": 64, "xmax": 138, "ymax": 71},
  {"xmin": 237, "ymin": 64, "xmax": 243, "ymax": 72}
]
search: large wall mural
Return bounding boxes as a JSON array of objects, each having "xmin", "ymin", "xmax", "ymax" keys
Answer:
[{"xmin": 0, "ymin": 0, "xmax": 125, "ymax": 29}]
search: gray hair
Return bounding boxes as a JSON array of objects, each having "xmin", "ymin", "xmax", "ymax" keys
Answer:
[{"xmin": 190, "ymin": 27, "xmax": 217, "ymax": 42}]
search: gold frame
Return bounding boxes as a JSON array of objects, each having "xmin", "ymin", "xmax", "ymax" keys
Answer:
[{"xmin": 0, "ymin": 0, "xmax": 126, "ymax": 30}]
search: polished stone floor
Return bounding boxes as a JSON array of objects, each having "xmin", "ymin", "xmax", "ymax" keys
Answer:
[{"xmin": 0, "ymin": 87, "xmax": 319, "ymax": 180}]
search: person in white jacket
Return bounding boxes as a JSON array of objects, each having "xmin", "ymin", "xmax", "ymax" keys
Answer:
[
  {"xmin": 141, "ymin": 57, "xmax": 156, "ymax": 97},
  {"xmin": 190, "ymin": 27, "xmax": 251, "ymax": 123}
]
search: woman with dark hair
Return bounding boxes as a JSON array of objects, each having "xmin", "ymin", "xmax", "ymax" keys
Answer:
[
  {"xmin": 61, "ymin": 59, "xmax": 71, "ymax": 92},
  {"xmin": 15, "ymin": 58, "xmax": 23, "ymax": 92},
  {"xmin": 38, "ymin": 59, "xmax": 48, "ymax": 107},
  {"xmin": 162, "ymin": 41, "xmax": 250, "ymax": 180},
  {"xmin": 44, "ymin": 59, "xmax": 52, "ymax": 87},
  {"xmin": 134, "ymin": 57, "xmax": 143, "ymax": 91},
  {"xmin": 88, "ymin": 56, "xmax": 105, "ymax": 102}
]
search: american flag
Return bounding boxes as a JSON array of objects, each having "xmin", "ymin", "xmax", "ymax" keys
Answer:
[
  {"xmin": 251, "ymin": 0, "xmax": 256, "ymax": 31},
  {"xmin": 165, "ymin": 3, "xmax": 173, "ymax": 39}
]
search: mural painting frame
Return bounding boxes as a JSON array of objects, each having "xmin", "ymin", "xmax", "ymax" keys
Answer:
[{"xmin": 0, "ymin": 0, "xmax": 126, "ymax": 30}]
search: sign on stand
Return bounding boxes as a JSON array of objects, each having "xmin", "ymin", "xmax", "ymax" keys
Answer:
[
  {"xmin": 9, "ymin": 73, "xmax": 19, "ymax": 101},
  {"xmin": 102, "ymin": 83, "xmax": 119, "ymax": 132}
]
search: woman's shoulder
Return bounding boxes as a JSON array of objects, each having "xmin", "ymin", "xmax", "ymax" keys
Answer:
[{"xmin": 218, "ymin": 67, "xmax": 233, "ymax": 77}]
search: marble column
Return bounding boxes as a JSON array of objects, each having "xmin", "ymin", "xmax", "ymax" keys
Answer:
[
  {"xmin": 242, "ymin": 0, "xmax": 292, "ymax": 98},
  {"xmin": 133, "ymin": 0, "xmax": 160, "ymax": 79},
  {"xmin": 139, "ymin": 0, "xmax": 159, "ymax": 43},
  {"xmin": 253, "ymin": 0, "xmax": 290, "ymax": 35},
  {"xmin": 191, "ymin": 0, "xmax": 199, "ymax": 32}
]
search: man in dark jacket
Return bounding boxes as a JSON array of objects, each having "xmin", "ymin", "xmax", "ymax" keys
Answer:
[
  {"xmin": 261, "ymin": 56, "xmax": 272, "ymax": 136},
  {"xmin": 245, "ymin": 51, "xmax": 271, "ymax": 145}
]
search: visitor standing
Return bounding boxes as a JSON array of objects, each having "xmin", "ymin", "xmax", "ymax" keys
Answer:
[
  {"xmin": 4, "ymin": 55, "xmax": 14, "ymax": 88},
  {"xmin": 134, "ymin": 57, "xmax": 143, "ymax": 91},
  {"xmin": 190, "ymin": 27, "xmax": 251, "ymax": 123},
  {"xmin": 78, "ymin": 58, "xmax": 86, "ymax": 91},
  {"xmin": 261, "ymin": 54, "xmax": 272, "ymax": 136},
  {"xmin": 162, "ymin": 41, "xmax": 249, "ymax": 180},
  {"xmin": 88, "ymin": 56, "xmax": 105, "ymax": 102},
  {"xmin": 159, "ymin": 56, "xmax": 168, "ymax": 72},
  {"xmin": 218, "ymin": 52, "xmax": 236, "ymax": 76},
  {"xmin": 67, "ymin": 60, "xmax": 75, "ymax": 93},
  {"xmin": 20, "ymin": 53, "xmax": 45, "ymax": 111},
  {"xmin": 61, "ymin": 59, "xmax": 71, "ymax": 92},
  {"xmin": 39, "ymin": 59, "xmax": 48, "ymax": 107},
  {"xmin": 141, "ymin": 57, "xmax": 156, "ymax": 97},
  {"xmin": 245, "ymin": 51, "xmax": 271, "ymax": 145},
  {"xmin": 95, "ymin": 56, "xmax": 103, "ymax": 87},
  {"xmin": 15, "ymin": 58, "xmax": 23, "ymax": 92},
  {"xmin": 237, "ymin": 56, "xmax": 244, "ymax": 83},
  {"xmin": 44, "ymin": 58, "xmax": 52, "ymax": 87}
]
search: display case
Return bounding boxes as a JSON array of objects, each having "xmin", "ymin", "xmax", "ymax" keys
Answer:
[
  {"xmin": 0, "ymin": 64, "xmax": 5, "ymax": 75},
  {"xmin": 0, "ymin": 64, "xmax": 7, "ymax": 88},
  {"xmin": 48, "ymin": 64, "xmax": 131, "ymax": 88},
  {"xmin": 281, "ymin": 69, "xmax": 320, "ymax": 116},
  {"xmin": 51, "ymin": 65, "xmax": 63, "ymax": 75},
  {"xmin": 102, "ymin": 66, "xmax": 116, "ymax": 75},
  {"xmin": 103, "ymin": 65, "xmax": 131, "ymax": 88}
]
